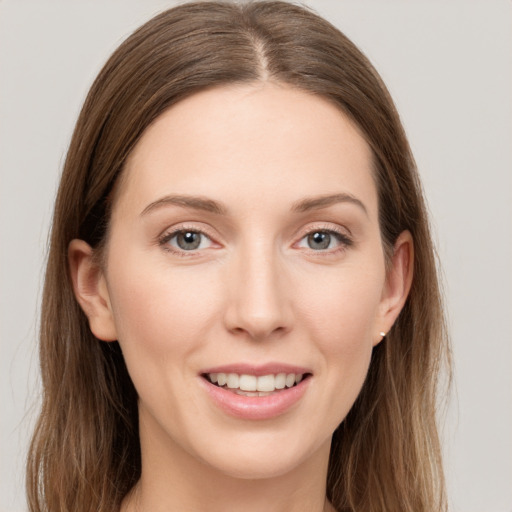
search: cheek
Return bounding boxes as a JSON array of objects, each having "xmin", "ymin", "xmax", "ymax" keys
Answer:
[
  {"xmin": 105, "ymin": 256, "xmax": 222, "ymax": 375},
  {"xmin": 298, "ymin": 263, "xmax": 384, "ymax": 348},
  {"xmin": 104, "ymin": 256, "xmax": 227, "ymax": 438},
  {"xmin": 295, "ymin": 262, "xmax": 384, "ymax": 415}
]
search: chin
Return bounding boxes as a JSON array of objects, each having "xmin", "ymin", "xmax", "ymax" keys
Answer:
[
  {"xmin": 193, "ymin": 429, "xmax": 329, "ymax": 481},
  {"xmin": 208, "ymin": 454, "xmax": 307, "ymax": 481}
]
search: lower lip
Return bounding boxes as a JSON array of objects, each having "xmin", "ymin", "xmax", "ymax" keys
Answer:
[{"xmin": 199, "ymin": 376, "xmax": 311, "ymax": 420}]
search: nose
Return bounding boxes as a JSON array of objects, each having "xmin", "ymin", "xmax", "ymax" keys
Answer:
[{"xmin": 223, "ymin": 242, "xmax": 293, "ymax": 341}]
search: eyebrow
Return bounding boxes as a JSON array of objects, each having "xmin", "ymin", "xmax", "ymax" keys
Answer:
[
  {"xmin": 140, "ymin": 192, "xmax": 368, "ymax": 217},
  {"xmin": 291, "ymin": 193, "xmax": 368, "ymax": 216},
  {"xmin": 140, "ymin": 195, "xmax": 228, "ymax": 216}
]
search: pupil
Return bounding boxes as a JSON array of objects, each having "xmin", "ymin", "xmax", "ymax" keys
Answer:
[
  {"xmin": 308, "ymin": 232, "xmax": 330, "ymax": 250},
  {"xmin": 178, "ymin": 231, "xmax": 201, "ymax": 250}
]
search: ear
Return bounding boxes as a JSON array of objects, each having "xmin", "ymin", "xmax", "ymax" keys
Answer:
[
  {"xmin": 68, "ymin": 239, "xmax": 117, "ymax": 341},
  {"xmin": 374, "ymin": 230, "xmax": 414, "ymax": 346}
]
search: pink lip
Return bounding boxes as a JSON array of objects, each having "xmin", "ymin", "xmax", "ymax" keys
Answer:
[
  {"xmin": 198, "ymin": 374, "xmax": 311, "ymax": 421},
  {"xmin": 200, "ymin": 362, "xmax": 311, "ymax": 377}
]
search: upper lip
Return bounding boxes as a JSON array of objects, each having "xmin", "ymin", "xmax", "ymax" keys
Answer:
[{"xmin": 200, "ymin": 362, "xmax": 312, "ymax": 377}]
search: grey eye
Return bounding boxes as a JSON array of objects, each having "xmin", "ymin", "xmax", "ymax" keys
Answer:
[
  {"xmin": 307, "ymin": 232, "xmax": 332, "ymax": 250},
  {"xmin": 160, "ymin": 228, "xmax": 214, "ymax": 254},
  {"xmin": 175, "ymin": 231, "xmax": 203, "ymax": 250}
]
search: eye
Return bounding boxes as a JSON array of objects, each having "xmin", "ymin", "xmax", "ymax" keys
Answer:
[
  {"xmin": 162, "ymin": 230, "xmax": 213, "ymax": 252},
  {"xmin": 296, "ymin": 229, "xmax": 352, "ymax": 251}
]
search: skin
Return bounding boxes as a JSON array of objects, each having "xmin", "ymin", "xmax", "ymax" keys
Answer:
[{"xmin": 69, "ymin": 82, "xmax": 413, "ymax": 512}]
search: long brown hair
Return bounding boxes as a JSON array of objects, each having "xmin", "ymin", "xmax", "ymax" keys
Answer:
[{"xmin": 27, "ymin": 2, "xmax": 451, "ymax": 511}]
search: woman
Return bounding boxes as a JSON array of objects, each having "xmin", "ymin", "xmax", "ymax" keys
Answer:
[{"xmin": 26, "ymin": 1, "xmax": 450, "ymax": 511}]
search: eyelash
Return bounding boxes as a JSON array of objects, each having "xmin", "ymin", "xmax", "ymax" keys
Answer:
[
  {"xmin": 157, "ymin": 225, "xmax": 353, "ymax": 257},
  {"xmin": 297, "ymin": 226, "xmax": 353, "ymax": 255},
  {"xmin": 158, "ymin": 225, "xmax": 216, "ymax": 257}
]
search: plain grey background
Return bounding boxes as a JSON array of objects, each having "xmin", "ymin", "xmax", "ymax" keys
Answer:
[{"xmin": 1, "ymin": 1, "xmax": 511, "ymax": 511}]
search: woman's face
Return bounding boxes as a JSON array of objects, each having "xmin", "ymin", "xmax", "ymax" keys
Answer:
[{"xmin": 79, "ymin": 83, "xmax": 409, "ymax": 479}]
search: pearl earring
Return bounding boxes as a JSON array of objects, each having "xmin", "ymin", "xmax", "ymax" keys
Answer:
[{"xmin": 379, "ymin": 331, "xmax": 386, "ymax": 337}]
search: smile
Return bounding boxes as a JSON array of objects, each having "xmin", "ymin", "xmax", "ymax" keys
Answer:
[
  {"xmin": 199, "ymin": 365, "xmax": 312, "ymax": 420},
  {"xmin": 205, "ymin": 372, "xmax": 306, "ymax": 396}
]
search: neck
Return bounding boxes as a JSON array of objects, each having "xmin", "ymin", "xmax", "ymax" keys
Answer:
[{"xmin": 122, "ymin": 411, "xmax": 335, "ymax": 512}]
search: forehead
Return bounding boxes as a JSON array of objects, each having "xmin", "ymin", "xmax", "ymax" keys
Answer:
[{"xmin": 115, "ymin": 82, "xmax": 377, "ymax": 218}]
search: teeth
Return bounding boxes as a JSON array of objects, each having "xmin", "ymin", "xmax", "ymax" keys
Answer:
[
  {"xmin": 226, "ymin": 373, "xmax": 239, "ymax": 389},
  {"xmin": 275, "ymin": 373, "xmax": 286, "ymax": 389},
  {"xmin": 234, "ymin": 389, "xmax": 274, "ymax": 397},
  {"xmin": 239, "ymin": 374, "xmax": 257, "ymax": 391},
  {"xmin": 208, "ymin": 372, "xmax": 306, "ymax": 392},
  {"xmin": 285, "ymin": 374, "xmax": 295, "ymax": 388},
  {"xmin": 257, "ymin": 374, "xmax": 275, "ymax": 392}
]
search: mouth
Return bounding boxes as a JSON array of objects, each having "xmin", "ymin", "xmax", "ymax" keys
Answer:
[
  {"xmin": 201, "ymin": 372, "xmax": 312, "ymax": 397},
  {"xmin": 199, "ymin": 363, "xmax": 313, "ymax": 419}
]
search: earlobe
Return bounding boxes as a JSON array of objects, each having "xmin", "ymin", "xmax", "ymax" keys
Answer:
[
  {"xmin": 374, "ymin": 231, "xmax": 414, "ymax": 345},
  {"xmin": 68, "ymin": 239, "xmax": 118, "ymax": 341}
]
